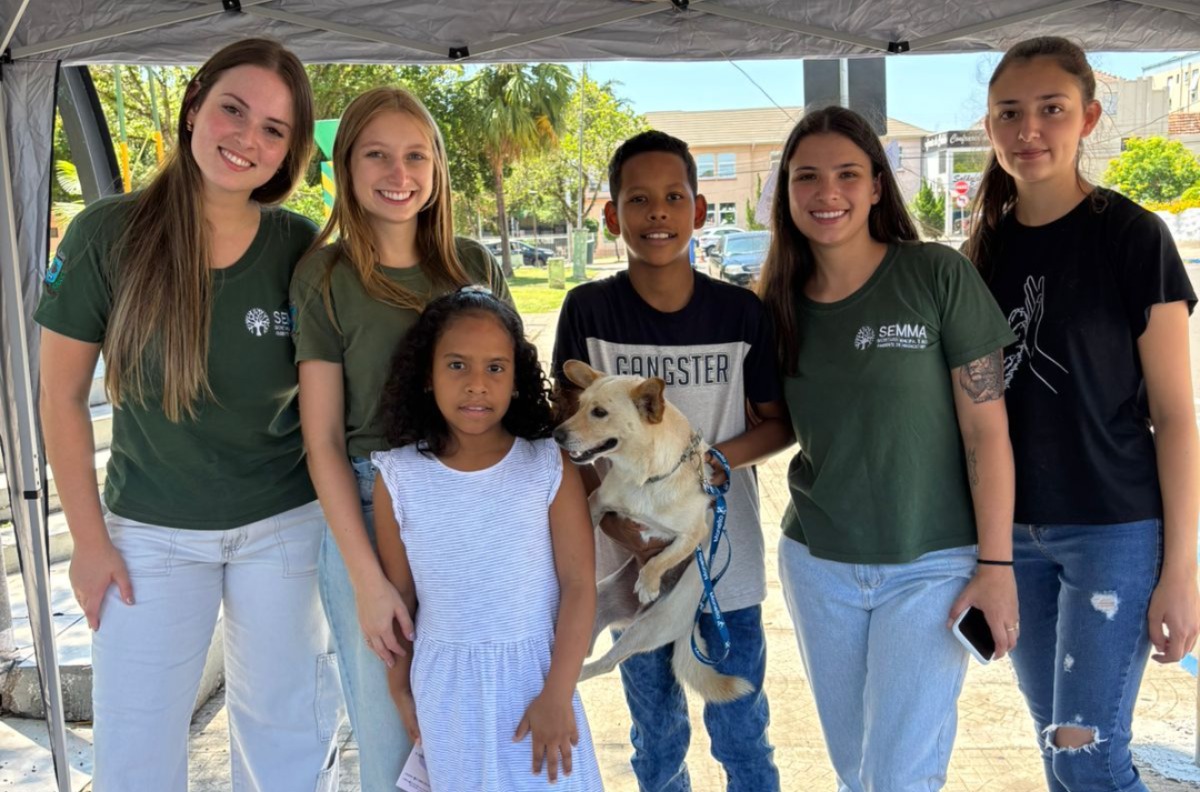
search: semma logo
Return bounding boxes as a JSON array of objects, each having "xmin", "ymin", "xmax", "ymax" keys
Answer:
[
  {"xmin": 875, "ymin": 322, "xmax": 929, "ymax": 350},
  {"xmin": 854, "ymin": 326, "xmax": 875, "ymax": 350}
]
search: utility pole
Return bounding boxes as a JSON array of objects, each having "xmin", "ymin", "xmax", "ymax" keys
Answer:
[{"xmin": 573, "ymin": 64, "xmax": 588, "ymax": 279}]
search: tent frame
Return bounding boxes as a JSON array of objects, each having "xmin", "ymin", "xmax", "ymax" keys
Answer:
[{"xmin": 6, "ymin": 3, "xmax": 1200, "ymax": 789}]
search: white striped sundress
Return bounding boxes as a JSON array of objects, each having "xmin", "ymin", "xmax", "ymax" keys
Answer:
[{"xmin": 372, "ymin": 437, "xmax": 603, "ymax": 791}]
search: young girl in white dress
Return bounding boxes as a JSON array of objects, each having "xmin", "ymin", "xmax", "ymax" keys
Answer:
[{"xmin": 371, "ymin": 286, "xmax": 603, "ymax": 790}]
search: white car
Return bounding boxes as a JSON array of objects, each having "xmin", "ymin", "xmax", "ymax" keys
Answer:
[{"xmin": 697, "ymin": 226, "xmax": 745, "ymax": 257}]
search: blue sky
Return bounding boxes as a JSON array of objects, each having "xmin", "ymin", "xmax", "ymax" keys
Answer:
[{"xmin": 579, "ymin": 51, "xmax": 1195, "ymax": 133}]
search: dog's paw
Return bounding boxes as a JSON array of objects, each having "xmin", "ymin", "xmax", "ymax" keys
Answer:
[{"xmin": 634, "ymin": 572, "xmax": 662, "ymax": 604}]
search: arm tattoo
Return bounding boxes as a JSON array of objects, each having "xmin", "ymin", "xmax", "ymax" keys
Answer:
[
  {"xmin": 967, "ymin": 447, "xmax": 979, "ymax": 488},
  {"xmin": 959, "ymin": 350, "xmax": 1004, "ymax": 403}
]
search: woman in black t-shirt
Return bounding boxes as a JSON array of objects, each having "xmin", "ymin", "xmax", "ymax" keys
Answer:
[{"xmin": 967, "ymin": 36, "xmax": 1200, "ymax": 792}]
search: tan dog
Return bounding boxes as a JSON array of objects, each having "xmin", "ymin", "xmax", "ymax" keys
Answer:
[{"xmin": 553, "ymin": 360, "xmax": 752, "ymax": 702}]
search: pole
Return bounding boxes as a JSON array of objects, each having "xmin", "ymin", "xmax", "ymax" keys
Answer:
[
  {"xmin": 146, "ymin": 66, "xmax": 164, "ymax": 165},
  {"xmin": 113, "ymin": 66, "xmax": 130, "ymax": 192},
  {"xmin": 573, "ymin": 64, "xmax": 587, "ymax": 279}
]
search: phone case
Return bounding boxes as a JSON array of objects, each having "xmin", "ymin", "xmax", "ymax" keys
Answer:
[{"xmin": 952, "ymin": 607, "xmax": 995, "ymax": 665}]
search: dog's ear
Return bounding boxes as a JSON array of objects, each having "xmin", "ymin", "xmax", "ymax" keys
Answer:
[
  {"xmin": 563, "ymin": 359, "xmax": 604, "ymax": 390},
  {"xmin": 632, "ymin": 377, "xmax": 666, "ymax": 424}
]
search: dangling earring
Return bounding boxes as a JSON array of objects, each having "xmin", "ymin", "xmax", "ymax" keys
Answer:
[{"xmin": 186, "ymin": 121, "xmax": 193, "ymax": 133}]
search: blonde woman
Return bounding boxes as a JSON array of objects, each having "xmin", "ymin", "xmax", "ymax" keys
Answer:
[
  {"xmin": 37, "ymin": 39, "xmax": 339, "ymax": 791},
  {"xmin": 291, "ymin": 86, "xmax": 510, "ymax": 790}
]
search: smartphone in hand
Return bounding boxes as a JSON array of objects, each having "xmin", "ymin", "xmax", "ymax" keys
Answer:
[{"xmin": 952, "ymin": 606, "xmax": 995, "ymax": 665}]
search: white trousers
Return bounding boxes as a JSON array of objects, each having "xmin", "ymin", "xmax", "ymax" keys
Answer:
[{"xmin": 90, "ymin": 500, "xmax": 343, "ymax": 792}]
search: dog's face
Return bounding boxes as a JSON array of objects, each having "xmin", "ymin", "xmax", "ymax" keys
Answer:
[{"xmin": 553, "ymin": 360, "xmax": 667, "ymax": 465}]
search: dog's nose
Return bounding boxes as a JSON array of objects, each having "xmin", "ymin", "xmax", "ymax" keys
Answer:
[{"xmin": 552, "ymin": 427, "xmax": 569, "ymax": 445}]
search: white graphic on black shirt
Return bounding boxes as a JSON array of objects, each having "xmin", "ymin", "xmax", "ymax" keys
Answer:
[
  {"xmin": 1005, "ymin": 275, "xmax": 1069, "ymax": 393},
  {"xmin": 245, "ymin": 308, "xmax": 271, "ymax": 337}
]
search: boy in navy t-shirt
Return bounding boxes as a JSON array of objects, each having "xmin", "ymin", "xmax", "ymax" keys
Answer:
[{"xmin": 553, "ymin": 131, "xmax": 791, "ymax": 791}]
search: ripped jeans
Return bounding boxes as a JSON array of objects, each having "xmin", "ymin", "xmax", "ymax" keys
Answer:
[{"xmin": 1009, "ymin": 520, "xmax": 1162, "ymax": 792}]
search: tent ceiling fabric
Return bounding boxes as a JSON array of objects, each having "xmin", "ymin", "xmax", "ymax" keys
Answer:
[{"xmin": 7, "ymin": 0, "xmax": 1200, "ymax": 67}]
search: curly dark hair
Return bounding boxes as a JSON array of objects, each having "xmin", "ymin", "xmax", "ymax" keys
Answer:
[{"xmin": 381, "ymin": 287, "xmax": 555, "ymax": 456}]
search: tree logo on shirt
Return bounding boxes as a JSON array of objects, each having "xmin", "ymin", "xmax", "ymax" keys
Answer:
[
  {"xmin": 854, "ymin": 326, "xmax": 875, "ymax": 350},
  {"xmin": 245, "ymin": 308, "xmax": 271, "ymax": 337}
]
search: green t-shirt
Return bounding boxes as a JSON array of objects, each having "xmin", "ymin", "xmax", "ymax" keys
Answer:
[
  {"xmin": 35, "ymin": 193, "xmax": 319, "ymax": 530},
  {"xmin": 290, "ymin": 238, "xmax": 511, "ymax": 458},
  {"xmin": 782, "ymin": 242, "xmax": 1016, "ymax": 563}
]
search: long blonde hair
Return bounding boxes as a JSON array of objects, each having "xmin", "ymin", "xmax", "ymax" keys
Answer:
[
  {"xmin": 104, "ymin": 38, "xmax": 314, "ymax": 421},
  {"xmin": 309, "ymin": 87, "xmax": 473, "ymax": 321}
]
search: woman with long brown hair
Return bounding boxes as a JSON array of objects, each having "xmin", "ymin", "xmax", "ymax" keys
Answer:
[
  {"xmin": 290, "ymin": 86, "xmax": 509, "ymax": 790},
  {"xmin": 758, "ymin": 106, "xmax": 1017, "ymax": 791},
  {"xmin": 969, "ymin": 37, "xmax": 1199, "ymax": 792},
  {"xmin": 37, "ymin": 39, "xmax": 339, "ymax": 790}
]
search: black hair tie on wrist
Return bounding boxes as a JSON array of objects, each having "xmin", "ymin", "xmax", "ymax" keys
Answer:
[{"xmin": 976, "ymin": 558, "xmax": 1014, "ymax": 566}]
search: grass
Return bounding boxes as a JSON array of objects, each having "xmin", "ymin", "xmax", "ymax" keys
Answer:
[{"xmin": 507, "ymin": 267, "xmax": 606, "ymax": 314}]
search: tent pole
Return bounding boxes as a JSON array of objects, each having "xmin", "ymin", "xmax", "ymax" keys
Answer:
[
  {"xmin": 460, "ymin": 3, "xmax": 674, "ymax": 60},
  {"xmin": 1124, "ymin": 0, "xmax": 1200, "ymax": 17},
  {"xmin": 10, "ymin": 0, "xmax": 272, "ymax": 61},
  {"xmin": 0, "ymin": 83, "xmax": 70, "ymax": 791},
  {"xmin": 0, "ymin": 0, "xmax": 32, "ymax": 55}
]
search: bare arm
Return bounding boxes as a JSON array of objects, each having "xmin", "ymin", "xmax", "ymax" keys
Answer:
[
  {"xmin": 947, "ymin": 349, "xmax": 1019, "ymax": 659},
  {"xmin": 706, "ymin": 399, "xmax": 793, "ymax": 485},
  {"xmin": 514, "ymin": 452, "xmax": 596, "ymax": 783},
  {"xmin": 1139, "ymin": 301, "xmax": 1200, "ymax": 663},
  {"xmin": 299, "ymin": 360, "xmax": 413, "ymax": 664},
  {"xmin": 373, "ymin": 474, "xmax": 420, "ymax": 743},
  {"xmin": 40, "ymin": 329, "xmax": 133, "ymax": 629}
]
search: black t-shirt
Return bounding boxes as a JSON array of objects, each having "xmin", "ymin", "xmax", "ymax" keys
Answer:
[
  {"xmin": 985, "ymin": 189, "xmax": 1196, "ymax": 524},
  {"xmin": 551, "ymin": 269, "xmax": 782, "ymax": 611}
]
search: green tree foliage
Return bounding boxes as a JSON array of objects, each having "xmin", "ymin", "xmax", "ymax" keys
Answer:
[
  {"xmin": 1103, "ymin": 136, "xmax": 1200, "ymax": 204},
  {"xmin": 468, "ymin": 64, "xmax": 574, "ymax": 275},
  {"xmin": 507, "ymin": 75, "xmax": 646, "ymax": 229},
  {"xmin": 910, "ymin": 181, "xmax": 944, "ymax": 239}
]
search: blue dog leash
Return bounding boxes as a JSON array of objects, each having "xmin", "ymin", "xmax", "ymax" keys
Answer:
[{"xmin": 692, "ymin": 446, "xmax": 733, "ymax": 667}]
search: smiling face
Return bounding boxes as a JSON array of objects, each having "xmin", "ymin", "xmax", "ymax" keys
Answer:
[
  {"xmin": 186, "ymin": 64, "xmax": 294, "ymax": 200},
  {"xmin": 604, "ymin": 151, "xmax": 706, "ymax": 270},
  {"xmin": 786, "ymin": 132, "xmax": 881, "ymax": 253},
  {"xmin": 985, "ymin": 56, "xmax": 1102, "ymax": 194},
  {"xmin": 430, "ymin": 311, "xmax": 515, "ymax": 445},
  {"xmin": 348, "ymin": 109, "xmax": 436, "ymax": 232}
]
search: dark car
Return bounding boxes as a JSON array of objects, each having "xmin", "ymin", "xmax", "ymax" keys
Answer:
[
  {"xmin": 484, "ymin": 239, "xmax": 554, "ymax": 267},
  {"xmin": 708, "ymin": 231, "xmax": 770, "ymax": 286}
]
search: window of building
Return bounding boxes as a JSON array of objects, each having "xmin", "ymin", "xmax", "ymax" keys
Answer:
[
  {"xmin": 704, "ymin": 202, "xmax": 737, "ymax": 226},
  {"xmin": 696, "ymin": 154, "xmax": 715, "ymax": 179},
  {"xmin": 1190, "ymin": 69, "xmax": 1199, "ymax": 104},
  {"xmin": 717, "ymin": 153, "xmax": 736, "ymax": 178}
]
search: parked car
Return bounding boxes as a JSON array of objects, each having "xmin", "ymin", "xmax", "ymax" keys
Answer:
[
  {"xmin": 484, "ymin": 239, "xmax": 555, "ymax": 267},
  {"xmin": 697, "ymin": 226, "xmax": 744, "ymax": 257},
  {"xmin": 708, "ymin": 231, "xmax": 770, "ymax": 287}
]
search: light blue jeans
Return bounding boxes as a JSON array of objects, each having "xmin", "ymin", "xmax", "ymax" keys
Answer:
[
  {"xmin": 1009, "ymin": 520, "xmax": 1162, "ymax": 792},
  {"xmin": 318, "ymin": 457, "xmax": 412, "ymax": 792},
  {"xmin": 778, "ymin": 537, "xmax": 975, "ymax": 792}
]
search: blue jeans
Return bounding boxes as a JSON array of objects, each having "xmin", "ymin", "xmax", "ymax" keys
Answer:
[
  {"xmin": 616, "ymin": 604, "xmax": 778, "ymax": 792},
  {"xmin": 1009, "ymin": 520, "xmax": 1162, "ymax": 792},
  {"xmin": 778, "ymin": 537, "xmax": 975, "ymax": 792},
  {"xmin": 317, "ymin": 457, "xmax": 412, "ymax": 792}
]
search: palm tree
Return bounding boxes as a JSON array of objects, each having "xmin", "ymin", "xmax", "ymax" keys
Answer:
[{"xmin": 469, "ymin": 64, "xmax": 573, "ymax": 276}]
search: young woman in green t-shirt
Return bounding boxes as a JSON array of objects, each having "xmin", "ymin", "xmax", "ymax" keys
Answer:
[
  {"xmin": 37, "ymin": 39, "xmax": 340, "ymax": 790},
  {"xmin": 757, "ymin": 106, "xmax": 1018, "ymax": 791},
  {"xmin": 291, "ymin": 87, "xmax": 507, "ymax": 791}
]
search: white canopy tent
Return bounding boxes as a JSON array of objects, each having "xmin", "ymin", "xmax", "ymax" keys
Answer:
[{"xmin": 5, "ymin": 1, "xmax": 1200, "ymax": 787}]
